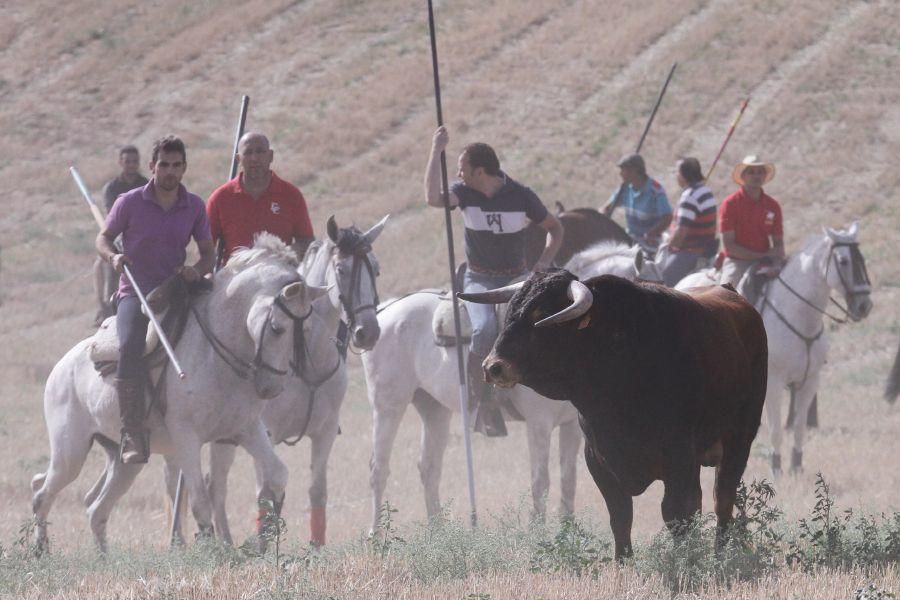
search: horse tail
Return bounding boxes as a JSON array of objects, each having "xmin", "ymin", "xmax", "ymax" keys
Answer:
[{"xmin": 886, "ymin": 343, "xmax": 900, "ymax": 404}]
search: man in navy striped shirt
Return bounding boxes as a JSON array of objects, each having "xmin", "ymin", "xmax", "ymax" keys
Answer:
[
  {"xmin": 425, "ymin": 126, "xmax": 563, "ymax": 436},
  {"xmin": 660, "ymin": 158, "xmax": 718, "ymax": 286}
]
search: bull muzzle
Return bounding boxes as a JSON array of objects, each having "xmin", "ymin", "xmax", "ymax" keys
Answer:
[{"xmin": 483, "ymin": 354, "xmax": 519, "ymax": 388}]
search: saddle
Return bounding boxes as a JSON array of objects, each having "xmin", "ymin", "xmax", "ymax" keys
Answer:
[
  {"xmin": 432, "ymin": 294, "xmax": 473, "ymax": 347},
  {"xmin": 738, "ymin": 260, "xmax": 781, "ymax": 309},
  {"xmin": 90, "ymin": 275, "xmax": 209, "ymax": 374}
]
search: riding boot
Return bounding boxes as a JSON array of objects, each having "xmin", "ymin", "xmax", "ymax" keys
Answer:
[
  {"xmin": 468, "ymin": 352, "xmax": 507, "ymax": 438},
  {"xmin": 116, "ymin": 377, "xmax": 149, "ymax": 464}
]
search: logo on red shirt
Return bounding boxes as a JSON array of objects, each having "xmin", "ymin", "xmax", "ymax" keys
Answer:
[{"xmin": 271, "ymin": 202, "xmax": 281, "ymax": 215}]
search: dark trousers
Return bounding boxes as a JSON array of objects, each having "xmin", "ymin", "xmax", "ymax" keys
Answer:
[{"xmin": 116, "ymin": 296, "xmax": 149, "ymax": 379}]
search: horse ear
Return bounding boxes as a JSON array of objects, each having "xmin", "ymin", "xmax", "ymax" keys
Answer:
[
  {"xmin": 326, "ymin": 215, "xmax": 339, "ymax": 242},
  {"xmin": 848, "ymin": 221, "xmax": 859, "ymax": 238},
  {"xmin": 824, "ymin": 226, "xmax": 837, "ymax": 240},
  {"xmin": 362, "ymin": 214, "xmax": 390, "ymax": 245}
]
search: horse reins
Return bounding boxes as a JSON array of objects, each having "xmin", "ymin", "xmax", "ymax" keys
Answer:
[
  {"xmin": 190, "ymin": 291, "xmax": 307, "ymax": 380},
  {"xmin": 762, "ymin": 240, "xmax": 869, "ymax": 390}
]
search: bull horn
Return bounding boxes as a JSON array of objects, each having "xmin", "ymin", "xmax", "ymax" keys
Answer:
[
  {"xmin": 457, "ymin": 281, "xmax": 525, "ymax": 304},
  {"xmin": 535, "ymin": 280, "xmax": 593, "ymax": 327}
]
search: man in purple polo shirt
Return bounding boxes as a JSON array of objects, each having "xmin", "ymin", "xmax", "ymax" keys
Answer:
[{"xmin": 96, "ymin": 135, "xmax": 214, "ymax": 463}]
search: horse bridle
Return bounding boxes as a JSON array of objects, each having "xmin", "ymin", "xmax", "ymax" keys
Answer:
[
  {"xmin": 333, "ymin": 245, "xmax": 380, "ymax": 338},
  {"xmin": 762, "ymin": 240, "xmax": 870, "ymax": 390},
  {"xmin": 191, "ymin": 289, "xmax": 309, "ymax": 381},
  {"xmin": 771, "ymin": 241, "xmax": 870, "ymax": 325}
]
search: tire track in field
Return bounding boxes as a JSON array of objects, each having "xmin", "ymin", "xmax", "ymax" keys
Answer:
[
  {"xmin": 739, "ymin": 2, "xmax": 875, "ymax": 127},
  {"xmin": 569, "ymin": 0, "xmax": 732, "ymax": 121},
  {"xmin": 309, "ymin": 0, "xmax": 579, "ymax": 184}
]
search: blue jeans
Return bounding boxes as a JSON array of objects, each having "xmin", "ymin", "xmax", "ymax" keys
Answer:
[
  {"xmin": 463, "ymin": 269, "xmax": 521, "ymax": 357},
  {"xmin": 116, "ymin": 296, "xmax": 149, "ymax": 379},
  {"xmin": 661, "ymin": 251, "xmax": 700, "ymax": 287}
]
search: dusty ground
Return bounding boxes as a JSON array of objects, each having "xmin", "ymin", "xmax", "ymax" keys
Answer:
[{"xmin": 0, "ymin": 0, "xmax": 898, "ymax": 595}]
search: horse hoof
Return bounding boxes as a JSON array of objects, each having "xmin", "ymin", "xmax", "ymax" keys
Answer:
[{"xmin": 790, "ymin": 449, "xmax": 803, "ymax": 473}]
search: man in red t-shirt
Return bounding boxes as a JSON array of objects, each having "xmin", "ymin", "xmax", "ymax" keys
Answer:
[
  {"xmin": 207, "ymin": 132, "xmax": 314, "ymax": 265},
  {"xmin": 718, "ymin": 155, "xmax": 785, "ymax": 293}
]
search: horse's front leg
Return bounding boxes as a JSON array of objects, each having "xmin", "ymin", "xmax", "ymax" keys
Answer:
[
  {"xmin": 524, "ymin": 416, "xmax": 554, "ymax": 523},
  {"xmin": 169, "ymin": 429, "xmax": 214, "ymax": 538},
  {"xmin": 308, "ymin": 422, "xmax": 340, "ymax": 547},
  {"xmin": 789, "ymin": 372, "xmax": 822, "ymax": 473},
  {"xmin": 240, "ymin": 419, "xmax": 288, "ymax": 548},
  {"xmin": 208, "ymin": 442, "xmax": 238, "ymax": 545}
]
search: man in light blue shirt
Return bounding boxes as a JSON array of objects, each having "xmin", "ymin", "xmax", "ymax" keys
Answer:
[{"xmin": 602, "ymin": 153, "xmax": 672, "ymax": 256}]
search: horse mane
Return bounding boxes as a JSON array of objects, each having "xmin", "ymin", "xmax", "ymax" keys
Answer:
[
  {"xmin": 228, "ymin": 232, "xmax": 299, "ymax": 272},
  {"xmin": 564, "ymin": 241, "xmax": 635, "ymax": 275},
  {"xmin": 334, "ymin": 226, "xmax": 370, "ymax": 255}
]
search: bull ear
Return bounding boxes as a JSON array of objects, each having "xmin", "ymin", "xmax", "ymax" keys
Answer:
[
  {"xmin": 535, "ymin": 280, "xmax": 593, "ymax": 327},
  {"xmin": 326, "ymin": 215, "xmax": 339, "ymax": 242},
  {"xmin": 458, "ymin": 281, "xmax": 525, "ymax": 304},
  {"xmin": 362, "ymin": 214, "xmax": 390, "ymax": 246}
]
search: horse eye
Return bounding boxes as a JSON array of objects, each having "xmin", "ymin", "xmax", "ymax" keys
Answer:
[{"xmin": 270, "ymin": 323, "xmax": 285, "ymax": 335}]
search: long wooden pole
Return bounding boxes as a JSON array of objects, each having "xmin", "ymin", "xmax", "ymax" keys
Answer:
[
  {"xmin": 706, "ymin": 98, "xmax": 750, "ymax": 180},
  {"xmin": 70, "ymin": 166, "xmax": 186, "ymax": 380},
  {"xmin": 215, "ymin": 95, "xmax": 250, "ymax": 272},
  {"xmin": 173, "ymin": 95, "xmax": 251, "ymax": 545},
  {"xmin": 426, "ymin": 0, "xmax": 478, "ymax": 528},
  {"xmin": 611, "ymin": 63, "xmax": 677, "ymax": 209}
]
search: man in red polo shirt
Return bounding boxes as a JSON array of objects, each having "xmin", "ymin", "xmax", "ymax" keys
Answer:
[
  {"xmin": 207, "ymin": 132, "xmax": 314, "ymax": 264},
  {"xmin": 719, "ymin": 155, "xmax": 785, "ymax": 295}
]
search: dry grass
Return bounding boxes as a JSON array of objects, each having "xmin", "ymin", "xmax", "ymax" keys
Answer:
[{"xmin": 0, "ymin": 0, "xmax": 898, "ymax": 596}]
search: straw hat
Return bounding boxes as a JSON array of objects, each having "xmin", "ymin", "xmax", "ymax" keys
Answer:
[{"xmin": 732, "ymin": 155, "xmax": 775, "ymax": 186}]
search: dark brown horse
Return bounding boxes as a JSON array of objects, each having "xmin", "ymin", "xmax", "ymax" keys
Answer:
[{"xmin": 525, "ymin": 205, "xmax": 632, "ymax": 269}]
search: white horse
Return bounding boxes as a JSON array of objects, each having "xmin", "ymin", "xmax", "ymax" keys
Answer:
[
  {"xmin": 201, "ymin": 215, "xmax": 388, "ymax": 547},
  {"xmin": 676, "ymin": 223, "xmax": 873, "ymax": 474},
  {"xmin": 363, "ymin": 241, "xmax": 656, "ymax": 531},
  {"xmin": 32, "ymin": 235, "xmax": 325, "ymax": 552}
]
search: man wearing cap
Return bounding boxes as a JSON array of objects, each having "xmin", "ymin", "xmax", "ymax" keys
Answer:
[
  {"xmin": 207, "ymin": 132, "xmax": 314, "ymax": 266},
  {"xmin": 718, "ymin": 155, "xmax": 784, "ymax": 293},
  {"xmin": 96, "ymin": 135, "xmax": 215, "ymax": 464},
  {"xmin": 602, "ymin": 153, "xmax": 672, "ymax": 256},
  {"xmin": 93, "ymin": 145, "xmax": 149, "ymax": 326},
  {"xmin": 425, "ymin": 125, "xmax": 563, "ymax": 437}
]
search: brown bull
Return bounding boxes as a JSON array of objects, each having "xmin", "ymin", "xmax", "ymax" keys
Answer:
[{"xmin": 461, "ymin": 271, "xmax": 767, "ymax": 559}]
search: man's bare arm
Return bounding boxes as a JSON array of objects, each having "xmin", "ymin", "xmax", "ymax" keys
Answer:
[
  {"xmin": 534, "ymin": 213, "xmax": 564, "ymax": 270},
  {"xmin": 721, "ymin": 231, "xmax": 770, "ymax": 261},
  {"xmin": 424, "ymin": 126, "xmax": 458, "ymax": 208}
]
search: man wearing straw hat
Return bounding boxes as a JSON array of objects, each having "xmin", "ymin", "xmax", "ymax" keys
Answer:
[{"xmin": 718, "ymin": 155, "xmax": 784, "ymax": 295}]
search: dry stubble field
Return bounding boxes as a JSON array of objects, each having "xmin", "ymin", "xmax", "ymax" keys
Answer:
[{"xmin": 0, "ymin": 0, "xmax": 898, "ymax": 597}]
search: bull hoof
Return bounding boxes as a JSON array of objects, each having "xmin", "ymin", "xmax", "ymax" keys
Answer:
[{"xmin": 771, "ymin": 453, "xmax": 782, "ymax": 477}]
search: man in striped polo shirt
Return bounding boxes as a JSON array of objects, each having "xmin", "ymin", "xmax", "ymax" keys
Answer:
[
  {"xmin": 660, "ymin": 157, "xmax": 718, "ymax": 286},
  {"xmin": 425, "ymin": 126, "xmax": 563, "ymax": 436}
]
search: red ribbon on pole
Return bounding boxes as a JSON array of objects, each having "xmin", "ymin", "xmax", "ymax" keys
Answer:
[{"xmin": 706, "ymin": 98, "xmax": 750, "ymax": 181}]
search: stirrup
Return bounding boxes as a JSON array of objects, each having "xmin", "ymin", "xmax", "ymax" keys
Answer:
[{"xmin": 119, "ymin": 428, "xmax": 149, "ymax": 464}]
